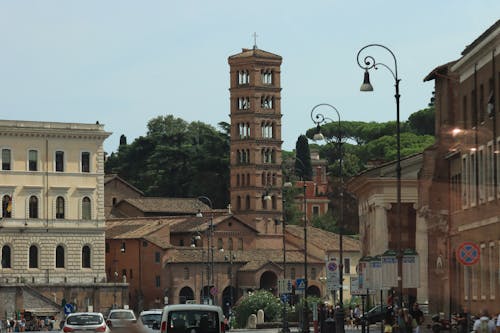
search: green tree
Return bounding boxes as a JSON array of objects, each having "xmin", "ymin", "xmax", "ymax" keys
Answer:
[
  {"xmin": 408, "ymin": 107, "xmax": 435, "ymax": 135},
  {"xmin": 295, "ymin": 135, "xmax": 313, "ymax": 180},
  {"xmin": 232, "ymin": 290, "xmax": 282, "ymax": 328}
]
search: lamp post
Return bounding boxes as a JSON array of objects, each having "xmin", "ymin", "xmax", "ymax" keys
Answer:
[
  {"xmin": 223, "ymin": 250, "xmax": 236, "ymax": 316},
  {"xmin": 310, "ymin": 103, "xmax": 345, "ymax": 333},
  {"xmin": 356, "ymin": 44, "xmax": 402, "ymax": 306},
  {"xmin": 197, "ymin": 196, "xmax": 215, "ymax": 304},
  {"xmin": 281, "ymin": 181, "xmax": 293, "ymax": 333}
]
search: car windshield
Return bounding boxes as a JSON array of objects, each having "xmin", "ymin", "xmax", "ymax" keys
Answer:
[
  {"xmin": 67, "ymin": 314, "xmax": 103, "ymax": 325},
  {"xmin": 110, "ymin": 311, "xmax": 135, "ymax": 319},
  {"xmin": 167, "ymin": 310, "xmax": 219, "ymax": 333},
  {"xmin": 141, "ymin": 314, "xmax": 161, "ymax": 324}
]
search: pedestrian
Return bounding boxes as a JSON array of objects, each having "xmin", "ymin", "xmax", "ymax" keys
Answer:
[
  {"xmin": 496, "ymin": 312, "xmax": 500, "ymax": 333},
  {"xmin": 395, "ymin": 308, "xmax": 414, "ymax": 333},
  {"xmin": 473, "ymin": 309, "xmax": 495, "ymax": 333},
  {"xmin": 410, "ymin": 303, "xmax": 424, "ymax": 333}
]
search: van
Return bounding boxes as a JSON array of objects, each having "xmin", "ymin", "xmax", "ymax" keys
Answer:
[{"xmin": 160, "ymin": 304, "xmax": 225, "ymax": 333}]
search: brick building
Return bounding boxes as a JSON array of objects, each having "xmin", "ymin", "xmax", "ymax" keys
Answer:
[{"xmin": 421, "ymin": 19, "xmax": 500, "ymax": 315}]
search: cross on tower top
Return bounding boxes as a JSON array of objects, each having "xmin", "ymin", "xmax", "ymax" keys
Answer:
[{"xmin": 252, "ymin": 32, "xmax": 258, "ymax": 49}]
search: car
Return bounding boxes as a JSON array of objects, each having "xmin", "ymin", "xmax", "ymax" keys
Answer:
[
  {"xmin": 106, "ymin": 309, "xmax": 137, "ymax": 330},
  {"xmin": 160, "ymin": 304, "xmax": 225, "ymax": 333},
  {"xmin": 139, "ymin": 309, "xmax": 163, "ymax": 333},
  {"xmin": 62, "ymin": 312, "xmax": 110, "ymax": 333},
  {"xmin": 361, "ymin": 305, "xmax": 393, "ymax": 325}
]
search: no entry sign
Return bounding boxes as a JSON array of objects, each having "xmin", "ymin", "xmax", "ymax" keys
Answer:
[{"xmin": 456, "ymin": 242, "xmax": 480, "ymax": 266}]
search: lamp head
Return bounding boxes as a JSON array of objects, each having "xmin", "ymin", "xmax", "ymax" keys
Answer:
[
  {"xmin": 313, "ymin": 124, "xmax": 325, "ymax": 141},
  {"xmin": 196, "ymin": 209, "xmax": 203, "ymax": 218},
  {"xmin": 360, "ymin": 70, "xmax": 374, "ymax": 92},
  {"xmin": 263, "ymin": 192, "xmax": 271, "ymax": 201}
]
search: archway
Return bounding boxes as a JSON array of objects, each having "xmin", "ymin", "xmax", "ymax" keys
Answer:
[
  {"xmin": 259, "ymin": 271, "xmax": 278, "ymax": 295},
  {"xmin": 222, "ymin": 286, "xmax": 238, "ymax": 316},
  {"xmin": 200, "ymin": 285, "xmax": 215, "ymax": 304},
  {"xmin": 179, "ymin": 286, "xmax": 194, "ymax": 304},
  {"xmin": 307, "ymin": 285, "xmax": 321, "ymax": 298}
]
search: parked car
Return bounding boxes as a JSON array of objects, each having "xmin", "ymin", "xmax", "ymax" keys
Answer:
[
  {"xmin": 160, "ymin": 304, "xmax": 225, "ymax": 333},
  {"xmin": 106, "ymin": 309, "xmax": 137, "ymax": 330},
  {"xmin": 361, "ymin": 305, "xmax": 393, "ymax": 325},
  {"xmin": 139, "ymin": 309, "xmax": 162, "ymax": 333},
  {"xmin": 62, "ymin": 312, "xmax": 110, "ymax": 333}
]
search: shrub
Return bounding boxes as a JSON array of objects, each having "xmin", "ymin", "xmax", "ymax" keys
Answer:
[{"xmin": 232, "ymin": 290, "xmax": 282, "ymax": 328}]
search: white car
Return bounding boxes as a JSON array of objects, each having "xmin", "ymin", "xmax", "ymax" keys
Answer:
[
  {"xmin": 63, "ymin": 312, "xmax": 110, "ymax": 333},
  {"xmin": 106, "ymin": 309, "xmax": 137, "ymax": 330},
  {"xmin": 139, "ymin": 309, "xmax": 162, "ymax": 333},
  {"xmin": 160, "ymin": 304, "xmax": 225, "ymax": 333}
]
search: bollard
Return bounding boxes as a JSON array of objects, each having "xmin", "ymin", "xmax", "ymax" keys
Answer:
[{"xmin": 325, "ymin": 317, "xmax": 335, "ymax": 333}]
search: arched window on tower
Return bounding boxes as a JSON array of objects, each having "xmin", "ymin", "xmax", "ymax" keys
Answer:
[
  {"xmin": 245, "ymin": 195, "xmax": 250, "ymax": 210},
  {"xmin": 247, "ymin": 173, "xmax": 250, "ymax": 186},
  {"xmin": 238, "ymin": 70, "xmax": 250, "ymax": 85},
  {"xmin": 236, "ymin": 196, "xmax": 241, "ymax": 211},
  {"xmin": 236, "ymin": 174, "xmax": 240, "ymax": 186},
  {"xmin": 261, "ymin": 70, "xmax": 273, "ymax": 85},
  {"xmin": 272, "ymin": 196, "xmax": 277, "ymax": 210}
]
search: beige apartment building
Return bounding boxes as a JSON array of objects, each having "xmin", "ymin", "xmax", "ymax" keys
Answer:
[{"xmin": 0, "ymin": 120, "xmax": 120, "ymax": 317}]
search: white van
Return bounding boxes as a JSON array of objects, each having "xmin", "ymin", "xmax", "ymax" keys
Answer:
[{"xmin": 159, "ymin": 304, "xmax": 225, "ymax": 333}]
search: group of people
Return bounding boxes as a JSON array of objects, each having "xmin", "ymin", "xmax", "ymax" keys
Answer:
[
  {"xmin": 383, "ymin": 303, "xmax": 425, "ymax": 333},
  {"xmin": 461, "ymin": 309, "xmax": 500, "ymax": 333},
  {"xmin": 0, "ymin": 317, "xmax": 55, "ymax": 332}
]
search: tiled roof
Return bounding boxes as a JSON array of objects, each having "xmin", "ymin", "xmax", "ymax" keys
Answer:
[
  {"xmin": 104, "ymin": 174, "xmax": 144, "ymax": 195},
  {"xmin": 121, "ymin": 197, "xmax": 211, "ymax": 214},
  {"xmin": 285, "ymin": 225, "xmax": 360, "ymax": 252},
  {"xmin": 106, "ymin": 218, "xmax": 172, "ymax": 248},
  {"xmin": 229, "ymin": 47, "xmax": 282, "ymax": 60},
  {"xmin": 165, "ymin": 248, "xmax": 322, "ymax": 271}
]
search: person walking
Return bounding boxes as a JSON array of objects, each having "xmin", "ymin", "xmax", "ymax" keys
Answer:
[
  {"xmin": 473, "ymin": 309, "xmax": 495, "ymax": 333},
  {"xmin": 410, "ymin": 303, "xmax": 424, "ymax": 333}
]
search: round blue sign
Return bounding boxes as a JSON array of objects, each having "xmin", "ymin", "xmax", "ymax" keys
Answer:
[{"xmin": 64, "ymin": 303, "xmax": 74, "ymax": 315}]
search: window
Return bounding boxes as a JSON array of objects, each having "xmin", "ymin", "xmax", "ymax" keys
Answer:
[
  {"xmin": 2, "ymin": 195, "xmax": 12, "ymax": 218},
  {"xmin": 217, "ymin": 238, "xmax": 223, "ymax": 250},
  {"xmin": 82, "ymin": 197, "xmax": 91, "ymax": 220},
  {"xmin": 105, "ymin": 243, "xmax": 110, "ymax": 253},
  {"xmin": 155, "ymin": 275, "xmax": 161, "ymax": 288},
  {"xmin": 56, "ymin": 245, "xmax": 65, "ymax": 268},
  {"xmin": 2, "ymin": 245, "xmax": 11, "ymax": 268},
  {"xmin": 81, "ymin": 152, "xmax": 90, "ymax": 173},
  {"xmin": 238, "ymin": 238, "xmax": 243, "ymax": 250},
  {"xmin": 29, "ymin": 196, "xmax": 38, "ymax": 219},
  {"xmin": 261, "ymin": 70, "xmax": 273, "ymax": 84},
  {"xmin": 56, "ymin": 196, "xmax": 65, "ymax": 219},
  {"xmin": 143, "ymin": 241, "xmax": 148, "ymax": 247},
  {"xmin": 228, "ymin": 238, "xmax": 233, "ymax": 251},
  {"xmin": 155, "ymin": 252, "xmax": 161, "ymax": 263},
  {"xmin": 55, "ymin": 151, "xmax": 64, "ymax": 172},
  {"xmin": 238, "ymin": 97, "xmax": 250, "ymax": 110},
  {"xmin": 28, "ymin": 149, "xmax": 38, "ymax": 171},
  {"xmin": 2, "ymin": 149, "xmax": 11, "ymax": 170},
  {"xmin": 29, "ymin": 245, "xmax": 38, "ymax": 268},
  {"xmin": 183, "ymin": 267, "xmax": 190, "ymax": 280},
  {"xmin": 312, "ymin": 206, "xmax": 320, "ymax": 216},
  {"xmin": 311, "ymin": 267, "xmax": 317, "ymax": 280},
  {"xmin": 290, "ymin": 267, "xmax": 296, "ymax": 280},
  {"xmin": 344, "ymin": 258, "xmax": 351, "ymax": 274},
  {"xmin": 238, "ymin": 70, "xmax": 250, "ymax": 84},
  {"xmin": 82, "ymin": 245, "xmax": 91, "ymax": 268}
]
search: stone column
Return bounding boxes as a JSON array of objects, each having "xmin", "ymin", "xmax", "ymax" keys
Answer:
[
  {"xmin": 415, "ymin": 204, "xmax": 428, "ymax": 305},
  {"xmin": 373, "ymin": 203, "xmax": 391, "ymax": 255}
]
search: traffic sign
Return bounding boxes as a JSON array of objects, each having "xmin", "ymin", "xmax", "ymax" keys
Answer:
[
  {"xmin": 326, "ymin": 258, "xmax": 340, "ymax": 291},
  {"xmin": 296, "ymin": 278, "xmax": 306, "ymax": 290},
  {"xmin": 278, "ymin": 279, "xmax": 293, "ymax": 294},
  {"xmin": 280, "ymin": 294, "xmax": 289, "ymax": 302},
  {"xmin": 64, "ymin": 303, "xmax": 74, "ymax": 315},
  {"xmin": 456, "ymin": 242, "xmax": 480, "ymax": 266}
]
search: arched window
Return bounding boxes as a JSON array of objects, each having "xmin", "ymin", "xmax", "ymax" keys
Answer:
[
  {"xmin": 236, "ymin": 174, "xmax": 240, "ymax": 186},
  {"xmin": 236, "ymin": 196, "xmax": 241, "ymax": 211},
  {"xmin": 82, "ymin": 245, "xmax": 91, "ymax": 268},
  {"xmin": 2, "ymin": 245, "xmax": 11, "ymax": 268},
  {"xmin": 29, "ymin": 245, "xmax": 38, "ymax": 268},
  {"xmin": 2, "ymin": 195, "xmax": 12, "ymax": 218},
  {"xmin": 56, "ymin": 245, "xmax": 65, "ymax": 268},
  {"xmin": 82, "ymin": 197, "xmax": 91, "ymax": 220},
  {"xmin": 311, "ymin": 267, "xmax": 317, "ymax": 280},
  {"xmin": 29, "ymin": 196, "xmax": 38, "ymax": 219},
  {"xmin": 290, "ymin": 267, "xmax": 296, "ymax": 280},
  {"xmin": 183, "ymin": 267, "xmax": 190, "ymax": 280},
  {"xmin": 56, "ymin": 196, "xmax": 65, "ymax": 219},
  {"xmin": 228, "ymin": 238, "xmax": 234, "ymax": 251},
  {"xmin": 272, "ymin": 196, "xmax": 277, "ymax": 210},
  {"xmin": 245, "ymin": 195, "xmax": 250, "ymax": 210},
  {"xmin": 217, "ymin": 238, "xmax": 223, "ymax": 251}
]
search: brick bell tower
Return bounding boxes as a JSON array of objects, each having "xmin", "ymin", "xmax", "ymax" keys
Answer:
[{"xmin": 228, "ymin": 43, "xmax": 283, "ymax": 236}]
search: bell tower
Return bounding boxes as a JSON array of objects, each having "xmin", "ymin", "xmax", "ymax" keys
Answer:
[{"xmin": 228, "ymin": 45, "xmax": 283, "ymax": 233}]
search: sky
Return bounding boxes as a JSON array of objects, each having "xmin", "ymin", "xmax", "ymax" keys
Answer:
[{"xmin": 1, "ymin": 1, "xmax": 499, "ymax": 154}]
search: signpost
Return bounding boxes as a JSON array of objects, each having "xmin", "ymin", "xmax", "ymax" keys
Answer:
[
  {"xmin": 456, "ymin": 241, "xmax": 480, "ymax": 333},
  {"xmin": 326, "ymin": 258, "xmax": 340, "ymax": 292},
  {"xmin": 296, "ymin": 278, "xmax": 306, "ymax": 295}
]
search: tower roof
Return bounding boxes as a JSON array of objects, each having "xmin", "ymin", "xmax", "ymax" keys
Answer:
[{"xmin": 228, "ymin": 47, "xmax": 282, "ymax": 61}]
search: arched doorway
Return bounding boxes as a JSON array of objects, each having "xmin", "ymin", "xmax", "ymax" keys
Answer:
[
  {"xmin": 179, "ymin": 286, "xmax": 194, "ymax": 304},
  {"xmin": 307, "ymin": 285, "xmax": 321, "ymax": 298},
  {"xmin": 259, "ymin": 271, "xmax": 278, "ymax": 295},
  {"xmin": 222, "ymin": 286, "xmax": 237, "ymax": 316},
  {"xmin": 200, "ymin": 285, "xmax": 215, "ymax": 304}
]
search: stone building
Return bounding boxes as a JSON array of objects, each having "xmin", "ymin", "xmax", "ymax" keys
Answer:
[
  {"xmin": 0, "ymin": 119, "xmax": 120, "ymax": 317},
  {"xmin": 421, "ymin": 19, "xmax": 500, "ymax": 315}
]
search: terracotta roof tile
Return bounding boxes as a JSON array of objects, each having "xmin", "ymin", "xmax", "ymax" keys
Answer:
[
  {"xmin": 121, "ymin": 197, "xmax": 210, "ymax": 214},
  {"xmin": 285, "ymin": 225, "xmax": 360, "ymax": 252}
]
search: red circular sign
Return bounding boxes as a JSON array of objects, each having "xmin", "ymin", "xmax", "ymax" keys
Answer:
[{"xmin": 456, "ymin": 242, "xmax": 480, "ymax": 266}]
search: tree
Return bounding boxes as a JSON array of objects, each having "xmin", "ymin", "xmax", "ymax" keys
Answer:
[
  {"xmin": 295, "ymin": 135, "xmax": 313, "ymax": 180},
  {"xmin": 408, "ymin": 107, "xmax": 435, "ymax": 135},
  {"xmin": 232, "ymin": 290, "xmax": 281, "ymax": 328}
]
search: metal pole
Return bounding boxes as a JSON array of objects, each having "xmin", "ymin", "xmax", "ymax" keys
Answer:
[
  {"xmin": 283, "ymin": 195, "xmax": 290, "ymax": 333},
  {"xmin": 303, "ymin": 181, "xmax": 309, "ymax": 333}
]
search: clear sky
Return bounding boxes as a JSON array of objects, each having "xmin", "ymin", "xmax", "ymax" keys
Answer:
[{"xmin": 1, "ymin": 1, "xmax": 499, "ymax": 153}]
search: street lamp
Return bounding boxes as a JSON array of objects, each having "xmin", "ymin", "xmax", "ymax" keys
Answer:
[
  {"xmin": 223, "ymin": 250, "xmax": 236, "ymax": 316},
  {"xmin": 197, "ymin": 196, "xmax": 215, "ymax": 304},
  {"xmin": 356, "ymin": 44, "xmax": 402, "ymax": 306},
  {"xmin": 310, "ymin": 103, "xmax": 345, "ymax": 333}
]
